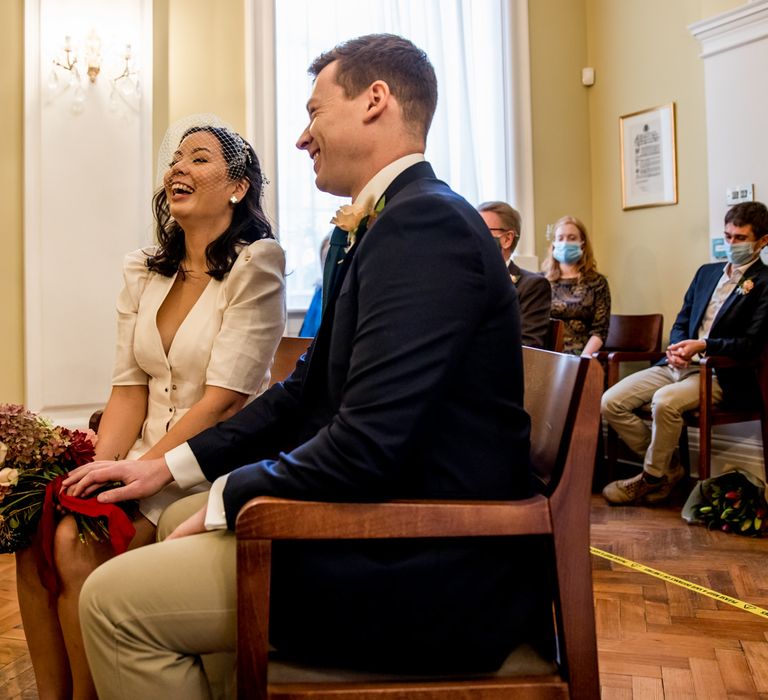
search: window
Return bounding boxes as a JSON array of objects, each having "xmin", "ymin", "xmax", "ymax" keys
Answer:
[{"xmin": 266, "ymin": 0, "xmax": 530, "ymax": 311}]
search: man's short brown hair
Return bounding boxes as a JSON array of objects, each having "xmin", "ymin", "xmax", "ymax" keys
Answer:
[
  {"xmin": 725, "ymin": 201, "xmax": 768, "ymax": 239},
  {"xmin": 309, "ymin": 34, "xmax": 438, "ymax": 139}
]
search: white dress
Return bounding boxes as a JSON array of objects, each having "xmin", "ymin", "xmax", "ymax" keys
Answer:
[{"xmin": 111, "ymin": 239, "xmax": 286, "ymax": 523}]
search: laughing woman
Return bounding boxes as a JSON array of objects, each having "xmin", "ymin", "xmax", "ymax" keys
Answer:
[{"xmin": 16, "ymin": 118, "xmax": 286, "ymax": 700}]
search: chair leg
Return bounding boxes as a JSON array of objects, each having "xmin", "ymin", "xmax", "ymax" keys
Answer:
[
  {"xmin": 678, "ymin": 426, "xmax": 690, "ymax": 475},
  {"xmin": 761, "ymin": 416, "xmax": 768, "ymax": 482},
  {"xmin": 698, "ymin": 423, "xmax": 712, "ymax": 481},
  {"xmin": 605, "ymin": 425, "xmax": 619, "ymax": 482}
]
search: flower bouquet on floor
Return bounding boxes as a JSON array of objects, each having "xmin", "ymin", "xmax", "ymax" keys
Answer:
[
  {"xmin": 682, "ymin": 468, "xmax": 768, "ymax": 537},
  {"xmin": 0, "ymin": 403, "xmax": 136, "ymax": 557}
]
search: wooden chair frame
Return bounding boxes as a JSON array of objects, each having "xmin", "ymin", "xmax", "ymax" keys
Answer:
[{"xmin": 235, "ymin": 350, "xmax": 603, "ymax": 699}]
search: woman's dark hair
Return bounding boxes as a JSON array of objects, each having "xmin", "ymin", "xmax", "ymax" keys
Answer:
[{"xmin": 147, "ymin": 125, "xmax": 273, "ymax": 280}]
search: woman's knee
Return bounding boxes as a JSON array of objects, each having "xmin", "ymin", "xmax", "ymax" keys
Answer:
[{"xmin": 53, "ymin": 516, "xmax": 112, "ymax": 585}]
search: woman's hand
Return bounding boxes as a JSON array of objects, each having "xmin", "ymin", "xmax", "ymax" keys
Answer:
[
  {"xmin": 165, "ymin": 506, "xmax": 208, "ymax": 540},
  {"xmin": 62, "ymin": 457, "xmax": 173, "ymax": 502}
]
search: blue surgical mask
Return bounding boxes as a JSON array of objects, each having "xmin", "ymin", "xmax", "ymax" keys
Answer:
[
  {"xmin": 724, "ymin": 241, "xmax": 757, "ymax": 266},
  {"xmin": 553, "ymin": 242, "xmax": 583, "ymax": 264}
]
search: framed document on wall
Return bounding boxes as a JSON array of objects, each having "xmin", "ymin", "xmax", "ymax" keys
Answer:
[{"xmin": 619, "ymin": 103, "xmax": 678, "ymax": 210}]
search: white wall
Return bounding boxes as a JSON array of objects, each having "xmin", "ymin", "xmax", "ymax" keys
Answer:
[
  {"xmin": 25, "ymin": 0, "xmax": 153, "ymax": 426},
  {"xmin": 688, "ymin": 0, "xmax": 768, "ymax": 480}
]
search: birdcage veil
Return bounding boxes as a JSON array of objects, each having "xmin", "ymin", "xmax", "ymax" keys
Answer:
[
  {"xmin": 147, "ymin": 114, "xmax": 272, "ymax": 281},
  {"xmin": 155, "ymin": 113, "xmax": 252, "ymax": 190}
]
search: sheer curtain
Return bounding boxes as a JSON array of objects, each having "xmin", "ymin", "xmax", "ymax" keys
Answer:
[{"xmin": 265, "ymin": 0, "xmax": 527, "ymax": 310}]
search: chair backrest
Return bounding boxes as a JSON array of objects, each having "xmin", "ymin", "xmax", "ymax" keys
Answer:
[
  {"xmin": 543, "ymin": 318, "xmax": 565, "ymax": 353},
  {"xmin": 269, "ymin": 336, "xmax": 313, "ymax": 387},
  {"xmin": 523, "ymin": 347, "xmax": 591, "ymax": 493},
  {"xmin": 603, "ymin": 313, "xmax": 664, "ymax": 353}
]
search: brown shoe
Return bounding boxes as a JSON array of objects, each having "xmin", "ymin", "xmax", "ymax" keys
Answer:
[
  {"xmin": 644, "ymin": 465, "xmax": 685, "ymax": 504},
  {"xmin": 603, "ymin": 471, "xmax": 665, "ymax": 505}
]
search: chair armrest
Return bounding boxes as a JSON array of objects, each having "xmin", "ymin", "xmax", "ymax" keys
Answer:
[
  {"xmin": 608, "ymin": 350, "xmax": 665, "ymax": 363},
  {"xmin": 235, "ymin": 496, "xmax": 551, "ymax": 540},
  {"xmin": 700, "ymin": 354, "xmax": 746, "ymax": 370}
]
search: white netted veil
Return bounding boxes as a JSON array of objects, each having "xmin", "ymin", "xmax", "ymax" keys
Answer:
[{"xmin": 155, "ymin": 113, "xmax": 252, "ymax": 190}]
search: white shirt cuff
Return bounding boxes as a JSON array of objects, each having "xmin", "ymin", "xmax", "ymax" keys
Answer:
[
  {"xmin": 204, "ymin": 475, "xmax": 229, "ymax": 530},
  {"xmin": 165, "ymin": 442, "xmax": 207, "ymax": 490}
]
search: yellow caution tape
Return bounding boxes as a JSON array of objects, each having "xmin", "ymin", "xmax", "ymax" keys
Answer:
[{"xmin": 590, "ymin": 546, "xmax": 768, "ymax": 620}]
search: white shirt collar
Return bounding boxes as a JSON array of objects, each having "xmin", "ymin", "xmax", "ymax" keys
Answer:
[
  {"xmin": 351, "ymin": 153, "xmax": 425, "ymax": 209},
  {"xmin": 724, "ymin": 255, "xmax": 762, "ymax": 279}
]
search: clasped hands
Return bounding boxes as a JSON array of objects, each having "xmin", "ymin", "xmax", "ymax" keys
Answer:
[{"xmin": 666, "ymin": 338, "xmax": 706, "ymax": 369}]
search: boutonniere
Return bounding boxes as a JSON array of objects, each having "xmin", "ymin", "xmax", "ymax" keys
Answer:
[
  {"xmin": 510, "ymin": 274, "xmax": 520, "ymax": 284},
  {"xmin": 736, "ymin": 277, "xmax": 755, "ymax": 296},
  {"xmin": 331, "ymin": 196, "xmax": 386, "ymax": 250}
]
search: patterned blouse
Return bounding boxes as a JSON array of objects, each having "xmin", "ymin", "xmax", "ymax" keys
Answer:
[{"xmin": 550, "ymin": 273, "xmax": 611, "ymax": 355}]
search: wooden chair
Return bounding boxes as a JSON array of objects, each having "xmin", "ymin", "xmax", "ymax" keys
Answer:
[
  {"xmin": 594, "ymin": 314, "xmax": 664, "ymax": 478},
  {"xmin": 593, "ymin": 313, "xmax": 664, "ymax": 389},
  {"xmin": 235, "ymin": 348, "xmax": 603, "ymax": 699},
  {"xmin": 679, "ymin": 349, "xmax": 768, "ymax": 481},
  {"xmin": 88, "ymin": 336, "xmax": 312, "ymax": 432},
  {"xmin": 268, "ymin": 336, "xmax": 312, "ymax": 388},
  {"xmin": 544, "ymin": 318, "xmax": 565, "ymax": 353}
]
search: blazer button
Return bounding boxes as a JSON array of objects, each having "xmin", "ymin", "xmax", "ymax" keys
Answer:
[
  {"xmin": 164, "ymin": 388, "xmax": 168, "ymax": 392},
  {"xmin": 168, "ymin": 407, "xmax": 173, "ymax": 413},
  {"xmin": 172, "ymin": 384, "xmax": 177, "ymax": 390}
]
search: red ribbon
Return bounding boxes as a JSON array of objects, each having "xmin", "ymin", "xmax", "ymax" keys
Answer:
[{"xmin": 36, "ymin": 475, "xmax": 136, "ymax": 601}]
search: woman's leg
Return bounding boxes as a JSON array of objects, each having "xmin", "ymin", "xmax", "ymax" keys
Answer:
[
  {"xmin": 54, "ymin": 514, "xmax": 157, "ymax": 700},
  {"xmin": 16, "ymin": 545, "xmax": 72, "ymax": 700}
]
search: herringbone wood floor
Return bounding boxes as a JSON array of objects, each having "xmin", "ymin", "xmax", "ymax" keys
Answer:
[{"xmin": 0, "ymin": 491, "xmax": 766, "ymax": 698}]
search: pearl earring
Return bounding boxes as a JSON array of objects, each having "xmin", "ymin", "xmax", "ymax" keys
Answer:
[{"xmin": 230, "ymin": 195, "xmax": 238, "ymax": 205}]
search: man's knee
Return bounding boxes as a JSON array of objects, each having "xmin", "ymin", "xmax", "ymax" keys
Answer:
[{"xmin": 601, "ymin": 381, "xmax": 633, "ymax": 418}]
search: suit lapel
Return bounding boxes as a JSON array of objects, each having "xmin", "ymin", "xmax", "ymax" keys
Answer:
[
  {"xmin": 690, "ymin": 264, "xmax": 726, "ymax": 333},
  {"xmin": 712, "ymin": 260, "xmax": 766, "ymax": 328},
  {"xmin": 304, "ymin": 161, "xmax": 436, "ymax": 395}
]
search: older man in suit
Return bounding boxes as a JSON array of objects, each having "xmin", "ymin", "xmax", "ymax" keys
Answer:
[
  {"xmin": 71, "ymin": 34, "xmax": 550, "ymax": 698},
  {"xmin": 478, "ymin": 200, "xmax": 551, "ymax": 348},
  {"xmin": 602, "ymin": 201, "xmax": 768, "ymax": 505}
]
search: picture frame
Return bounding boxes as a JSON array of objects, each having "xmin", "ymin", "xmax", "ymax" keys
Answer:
[{"xmin": 619, "ymin": 102, "xmax": 678, "ymax": 210}]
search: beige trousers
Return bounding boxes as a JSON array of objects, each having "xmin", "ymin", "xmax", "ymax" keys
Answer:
[
  {"xmin": 601, "ymin": 364, "xmax": 722, "ymax": 477},
  {"xmin": 79, "ymin": 493, "xmax": 236, "ymax": 700}
]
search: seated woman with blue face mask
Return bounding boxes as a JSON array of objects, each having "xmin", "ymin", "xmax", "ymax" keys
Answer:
[{"xmin": 543, "ymin": 215, "xmax": 611, "ymax": 356}]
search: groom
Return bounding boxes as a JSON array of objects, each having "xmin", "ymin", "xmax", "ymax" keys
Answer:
[{"xmin": 74, "ymin": 34, "xmax": 550, "ymax": 697}]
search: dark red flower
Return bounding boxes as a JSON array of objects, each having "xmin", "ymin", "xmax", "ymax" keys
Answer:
[{"xmin": 60, "ymin": 428, "xmax": 96, "ymax": 468}]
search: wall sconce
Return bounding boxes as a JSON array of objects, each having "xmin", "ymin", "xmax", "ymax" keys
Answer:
[{"xmin": 47, "ymin": 31, "xmax": 140, "ymax": 116}]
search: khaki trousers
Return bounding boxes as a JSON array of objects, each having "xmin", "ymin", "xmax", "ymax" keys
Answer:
[
  {"xmin": 80, "ymin": 493, "xmax": 236, "ymax": 700},
  {"xmin": 601, "ymin": 364, "xmax": 722, "ymax": 477}
]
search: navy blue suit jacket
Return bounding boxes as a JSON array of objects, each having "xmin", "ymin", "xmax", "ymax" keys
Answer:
[
  {"xmin": 665, "ymin": 260, "xmax": 768, "ymax": 406},
  {"xmin": 187, "ymin": 162, "xmax": 549, "ymax": 671}
]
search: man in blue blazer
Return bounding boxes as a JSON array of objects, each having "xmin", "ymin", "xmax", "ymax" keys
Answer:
[
  {"xmin": 602, "ymin": 201, "xmax": 768, "ymax": 506},
  {"xmin": 73, "ymin": 34, "xmax": 549, "ymax": 697}
]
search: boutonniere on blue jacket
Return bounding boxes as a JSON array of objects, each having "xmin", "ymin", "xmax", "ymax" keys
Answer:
[
  {"xmin": 332, "ymin": 195, "xmax": 386, "ymax": 250},
  {"xmin": 736, "ymin": 277, "xmax": 755, "ymax": 296}
]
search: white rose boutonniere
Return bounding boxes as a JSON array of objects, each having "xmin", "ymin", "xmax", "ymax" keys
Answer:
[
  {"xmin": 331, "ymin": 195, "xmax": 386, "ymax": 250},
  {"xmin": 736, "ymin": 278, "xmax": 755, "ymax": 296}
]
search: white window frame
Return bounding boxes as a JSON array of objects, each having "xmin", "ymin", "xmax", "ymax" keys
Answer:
[{"xmin": 245, "ymin": 0, "xmax": 536, "ymax": 311}]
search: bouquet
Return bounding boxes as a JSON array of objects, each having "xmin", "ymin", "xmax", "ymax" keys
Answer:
[
  {"xmin": 682, "ymin": 469, "xmax": 768, "ymax": 537},
  {"xmin": 0, "ymin": 404, "xmax": 134, "ymax": 555}
]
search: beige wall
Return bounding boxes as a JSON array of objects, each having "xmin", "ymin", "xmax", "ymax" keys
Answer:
[
  {"xmin": 0, "ymin": 0, "xmax": 25, "ymax": 403},
  {"xmin": 529, "ymin": 0, "xmax": 743, "ymax": 339},
  {"xmin": 528, "ymin": 0, "xmax": 593, "ymax": 256},
  {"xmin": 165, "ymin": 0, "xmax": 247, "ymax": 136}
]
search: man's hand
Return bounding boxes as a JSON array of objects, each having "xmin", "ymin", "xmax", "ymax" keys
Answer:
[
  {"xmin": 165, "ymin": 506, "xmax": 208, "ymax": 541},
  {"xmin": 666, "ymin": 338, "xmax": 706, "ymax": 369},
  {"xmin": 62, "ymin": 457, "xmax": 174, "ymax": 502}
]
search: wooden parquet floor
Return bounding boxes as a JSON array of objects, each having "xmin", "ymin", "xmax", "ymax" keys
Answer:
[{"xmin": 0, "ymin": 490, "xmax": 766, "ymax": 698}]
